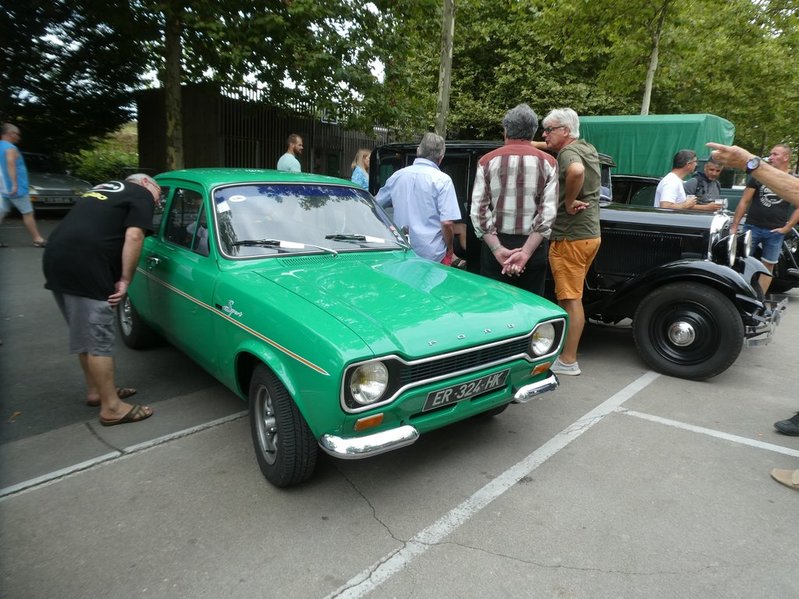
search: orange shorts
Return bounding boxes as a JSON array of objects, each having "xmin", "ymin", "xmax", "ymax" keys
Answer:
[{"xmin": 548, "ymin": 238, "xmax": 601, "ymax": 300}]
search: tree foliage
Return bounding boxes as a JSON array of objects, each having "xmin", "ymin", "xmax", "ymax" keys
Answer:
[
  {"xmin": 2, "ymin": 0, "xmax": 390, "ymax": 155},
  {"xmin": 3, "ymin": 0, "xmax": 798, "ymax": 160},
  {"xmin": 373, "ymin": 0, "xmax": 799, "ymax": 153},
  {"xmin": 64, "ymin": 123, "xmax": 139, "ymax": 184},
  {"xmin": 0, "ymin": 0, "xmax": 151, "ymax": 154}
]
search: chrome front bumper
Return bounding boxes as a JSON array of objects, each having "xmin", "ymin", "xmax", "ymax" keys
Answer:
[
  {"xmin": 511, "ymin": 373, "xmax": 559, "ymax": 403},
  {"xmin": 319, "ymin": 426, "xmax": 420, "ymax": 460},
  {"xmin": 319, "ymin": 373, "xmax": 559, "ymax": 459}
]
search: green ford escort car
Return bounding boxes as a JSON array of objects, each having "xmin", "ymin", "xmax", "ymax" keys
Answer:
[{"xmin": 117, "ymin": 169, "xmax": 567, "ymax": 487}]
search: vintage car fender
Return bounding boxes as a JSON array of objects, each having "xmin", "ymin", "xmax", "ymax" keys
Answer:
[
  {"xmin": 210, "ymin": 277, "xmax": 368, "ymax": 438},
  {"xmin": 230, "ymin": 337, "xmax": 350, "ymax": 438},
  {"xmin": 586, "ymin": 257, "xmax": 767, "ymax": 320}
]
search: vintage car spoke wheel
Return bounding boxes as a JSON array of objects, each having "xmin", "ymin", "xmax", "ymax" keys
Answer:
[
  {"xmin": 633, "ymin": 282, "xmax": 743, "ymax": 380},
  {"xmin": 249, "ymin": 364, "xmax": 317, "ymax": 487},
  {"xmin": 115, "ymin": 295, "xmax": 160, "ymax": 349}
]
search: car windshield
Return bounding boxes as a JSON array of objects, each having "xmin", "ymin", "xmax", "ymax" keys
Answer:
[{"xmin": 213, "ymin": 183, "xmax": 406, "ymax": 257}]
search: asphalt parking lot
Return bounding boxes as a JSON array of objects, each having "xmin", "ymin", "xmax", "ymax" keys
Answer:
[{"xmin": 1, "ymin": 215, "xmax": 798, "ymax": 598}]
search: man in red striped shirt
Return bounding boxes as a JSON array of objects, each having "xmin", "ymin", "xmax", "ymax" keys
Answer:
[{"xmin": 470, "ymin": 103, "xmax": 558, "ymax": 295}]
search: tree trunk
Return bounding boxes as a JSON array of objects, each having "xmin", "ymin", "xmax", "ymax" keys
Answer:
[
  {"xmin": 164, "ymin": 4, "xmax": 184, "ymax": 170},
  {"xmin": 435, "ymin": 0, "xmax": 455, "ymax": 138},
  {"xmin": 640, "ymin": 1, "xmax": 671, "ymax": 116}
]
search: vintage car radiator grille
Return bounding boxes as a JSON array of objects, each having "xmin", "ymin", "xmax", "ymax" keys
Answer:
[
  {"xmin": 398, "ymin": 336, "xmax": 531, "ymax": 384},
  {"xmin": 594, "ymin": 230, "xmax": 684, "ymax": 276}
]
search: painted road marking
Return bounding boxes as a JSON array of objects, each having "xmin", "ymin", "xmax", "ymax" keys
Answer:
[
  {"xmin": 0, "ymin": 411, "xmax": 248, "ymax": 500},
  {"xmin": 620, "ymin": 408, "xmax": 799, "ymax": 458},
  {"xmin": 325, "ymin": 371, "xmax": 662, "ymax": 599}
]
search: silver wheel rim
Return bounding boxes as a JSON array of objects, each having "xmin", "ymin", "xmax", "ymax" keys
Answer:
[
  {"xmin": 667, "ymin": 321, "xmax": 696, "ymax": 347},
  {"xmin": 119, "ymin": 298, "xmax": 134, "ymax": 336},
  {"xmin": 255, "ymin": 386, "xmax": 278, "ymax": 465}
]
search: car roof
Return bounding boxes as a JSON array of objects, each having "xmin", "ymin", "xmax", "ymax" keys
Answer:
[{"xmin": 155, "ymin": 168, "xmax": 356, "ymax": 188}]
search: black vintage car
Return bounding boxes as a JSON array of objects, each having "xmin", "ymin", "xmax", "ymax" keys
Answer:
[
  {"xmin": 370, "ymin": 141, "xmax": 783, "ymax": 380},
  {"xmin": 610, "ymin": 173, "xmax": 799, "ymax": 293}
]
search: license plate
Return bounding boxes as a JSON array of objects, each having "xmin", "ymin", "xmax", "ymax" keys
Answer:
[{"xmin": 423, "ymin": 369, "xmax": 510, "ymax": 412}]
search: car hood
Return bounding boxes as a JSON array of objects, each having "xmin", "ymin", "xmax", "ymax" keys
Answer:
[
  {"xmin": 253, "ymin": 253, "xmax": 561, "ymax": 357},
  {"xmin": 27, "ymin": 171, "xmax": 92, "ymax": 192}
]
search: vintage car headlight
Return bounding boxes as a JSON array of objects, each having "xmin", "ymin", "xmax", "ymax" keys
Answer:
[
  {"xmin": 736, "ymin": 229, "xmax": 752, "ymax": 259},
  {"xmin": 530, "ymin": 321, "xmax": 556, "ymax": 356},
  {"xmin": 348, "ymin": 361, "xmax": 389, "ymax": 405},
  {"xmin": 708, "ymin": 212, "xmax": 735, "ymax": 265}
]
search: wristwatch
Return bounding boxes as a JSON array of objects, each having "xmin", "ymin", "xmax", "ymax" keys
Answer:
[{"xmin": 746, "ymin": 156, "xmax": 761, "ymax": 174}]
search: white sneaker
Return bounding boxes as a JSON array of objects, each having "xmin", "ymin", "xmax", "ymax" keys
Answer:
[{"xmin": 551, "ymin": 357, "xmax": 581, "ymax": 376}]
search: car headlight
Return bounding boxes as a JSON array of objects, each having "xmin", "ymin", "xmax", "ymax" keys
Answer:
[
  {"xmin": 726, "ymin": 232, "xmax": 737, "ymax": 267},
  {"xmin": 348, "ymin": 361, "xmax": 389, "ymax": 405},
  {"xmin": 530, "ymin": 322, "xmax": 556, "ymax": 356},
  {"xmin": 736, "ymin": 229, "xmax": 752, "ymax": 259}
]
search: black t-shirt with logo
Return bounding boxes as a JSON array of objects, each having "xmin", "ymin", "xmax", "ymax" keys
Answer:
[
  {"xmin": 43, "ymin": 181, "xmax": 154, "ymax": 300},
  {"xmin": 745, "ymin": 175, "xmax": 795, "ymax": 230}
]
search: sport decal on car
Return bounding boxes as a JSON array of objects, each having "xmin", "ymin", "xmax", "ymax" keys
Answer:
[{"xmin": 222, "ymin": 300, "xmax": 243, "ymax": 318}]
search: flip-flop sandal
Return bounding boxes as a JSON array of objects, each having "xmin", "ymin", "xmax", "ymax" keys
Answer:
[
  {"xmin": 86, "ymin": 387, "xmax": 137, "ymax": 407},
  {"xmin": 99, "ymin": 404, "xmax": 153, "ymax": 427},
  {"xmin": 33, "ymin": 240, "xmax": 47, "ymax": 248}
]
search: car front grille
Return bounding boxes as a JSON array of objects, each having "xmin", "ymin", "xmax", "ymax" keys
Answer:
[
  {"xmin": 340, "ymin": 320, "xmax": 567, "ymax": 413},
  {"xmin": 399, "ymin": 336, "xmax": 531, "ymax": 384},
  {"xmin": 595, "ymin": 230, "xmax": 687, "ymax": 276}
]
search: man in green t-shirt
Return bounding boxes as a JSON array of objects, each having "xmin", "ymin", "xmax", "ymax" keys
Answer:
[{"xmin": 537, "ymin": 108, "xmax": 601, "ymax": 376}]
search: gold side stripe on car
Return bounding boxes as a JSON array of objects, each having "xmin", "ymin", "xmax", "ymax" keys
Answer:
[{"xmin": 137, "ymin": 268, "xmax": 329, "ymax": 376}]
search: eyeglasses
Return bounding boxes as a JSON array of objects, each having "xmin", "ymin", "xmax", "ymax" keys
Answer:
[{"xmin": 543, "ymin": 125, "xmax": 566, "ymax": 133}]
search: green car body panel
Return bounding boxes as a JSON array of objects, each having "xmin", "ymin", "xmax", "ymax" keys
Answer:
[{"xmin": 121, "ymin": 168, "xmax": 566, "ymax": 485}]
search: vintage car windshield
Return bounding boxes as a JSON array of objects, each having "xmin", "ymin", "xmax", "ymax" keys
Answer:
[{"xmin": 213, "ymin": 183, "xmax": 406, "ymax": 257}]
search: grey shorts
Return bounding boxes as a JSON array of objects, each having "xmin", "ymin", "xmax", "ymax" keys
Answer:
[
  {"xmin": 52, "ymin": 292, "xmax": 115, "ymax": 356},
  {"xmin": 1, "ymin": 194, "xmax": 34, "ymax": 215}
]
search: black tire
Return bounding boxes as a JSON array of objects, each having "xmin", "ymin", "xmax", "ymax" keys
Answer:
[
  {"xmin": 633, "ymin": 282, "xmax": 743, "ymax": 380},
  {"xmin": 249, "ymin": 364, "xmax": 317, "ymax": 487},
  {"xmin": 116, "ymin": 295, "xmax": 160, "ymax": 349}
]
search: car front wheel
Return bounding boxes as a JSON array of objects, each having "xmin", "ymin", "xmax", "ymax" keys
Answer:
[
  {"xmin": 116, "ymin": 295, "xmax": 160, "ymax": 349},
  {"xmin": 249, "ymin": 364, "xmax": 317, "ymax": 487},
  {"xmin": 633, "ymin": 282, "xmax": 743, "ymax": 380}
]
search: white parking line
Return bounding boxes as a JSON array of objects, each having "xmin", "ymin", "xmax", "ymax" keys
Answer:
[
  {"xmin": 0, "ymin": 411, "xmax": 248, "ymax": 500},
  {"xmin": 0, "ymin": 453, "xmax": 122, "ymax": 498},
  {"xmin": 325, "ymin": 371, "xmax": 662, "ymax": 599},
  {"xmin": 620, "ymin": 409, "xmax": 799, "ymax": 458}
]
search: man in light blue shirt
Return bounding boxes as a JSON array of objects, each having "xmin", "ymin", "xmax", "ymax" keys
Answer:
[
  {"xmin": 375, "ymin": 132, "xmax": 460, "ymax": 263},
  {"xmin": 276, "ymin": 133, "xmax": 303, "ymax": 172},
  {"xmin": 0, "ymin": 123, "xmax": 47, "ymax": 247}
]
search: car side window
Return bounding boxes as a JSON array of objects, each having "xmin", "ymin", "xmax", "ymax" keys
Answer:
[{"xmin": 164, "ymin": 188, "xmax": 209, "ymax": 256}]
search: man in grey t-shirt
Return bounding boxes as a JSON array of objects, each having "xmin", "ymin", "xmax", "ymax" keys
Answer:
[{"xmin": 683, "ymin": 156, "xmax": 723, "ymax": 203}]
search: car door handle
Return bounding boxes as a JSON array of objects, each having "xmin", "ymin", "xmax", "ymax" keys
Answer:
[{"xmin": 146, "ymin": 256, "xmax": 161, "ymax": 267}]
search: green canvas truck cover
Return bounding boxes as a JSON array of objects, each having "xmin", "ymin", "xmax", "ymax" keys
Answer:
[{"xmin": 579, "ymin": 114, "xmax": 735, "ymax": 177}]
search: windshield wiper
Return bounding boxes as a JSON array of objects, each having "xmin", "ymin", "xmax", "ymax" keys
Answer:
[
  {"xmin": 231, "ymin": 238, "xmax": 338, "ymax": 255},
  {"xmin": 231, "ymin": 238, "xmax": 285, "ymax": 247},
  {"xmin": 325, "ymin": 234, "xmax": 368, "ymax": 242},
  {"xmin": 325, "ymin": 233, "xmax": 399, "ymax": 247}
]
